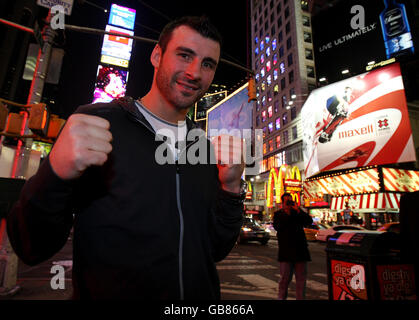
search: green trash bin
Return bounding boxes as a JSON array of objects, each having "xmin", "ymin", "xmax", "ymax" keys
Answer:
[{"xmin": 325, "ymin": 230, "xmax": 416, "ymax": 300}]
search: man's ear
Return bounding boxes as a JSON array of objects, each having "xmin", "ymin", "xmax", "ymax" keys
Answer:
[{"xmin": 150, "ymin": 44, "xmax": 162, "ymax": 68}]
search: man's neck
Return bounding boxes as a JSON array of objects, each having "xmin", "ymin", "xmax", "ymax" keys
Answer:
[{"xmin": 140, "ymin": 91, "xmax": 189, "ymax": 125}]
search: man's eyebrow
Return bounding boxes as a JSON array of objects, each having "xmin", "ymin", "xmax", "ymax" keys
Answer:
[{"xmin": 176, "ymin": 46, "xmax": 218, "ymax": 66}]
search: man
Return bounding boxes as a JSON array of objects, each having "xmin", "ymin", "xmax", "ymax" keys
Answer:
[
  {"xmin": 273, "ymin": 193, "xmax": 313, "ymax": 300},
  {"xmin": 7, "ymin": 16, "xmax": 245, "ymax": 300}
]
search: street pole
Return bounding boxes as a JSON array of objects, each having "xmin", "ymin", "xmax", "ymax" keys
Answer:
[{"xmin": 0, "ymin": 12, "xmax": 56, "ymax": 297}]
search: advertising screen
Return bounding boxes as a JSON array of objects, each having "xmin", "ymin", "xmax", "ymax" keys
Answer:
[
  {"xmin": 108, "ymin": 3, "xmax": 136, "ymax": 30},
  {"xmin": 302, "ymin": 63, "xmax": 415, "ymax": 178},
  {"xmin": 101, "ymin": 25, "xmax": 134, "ymax": 63},
  {"xmin": 206, "ymin": 83, "xmax": 253, "ymax": 139},
  {"xmin": 312, "ymin": 0, "xmax": 416, "ymax": 84},
  {"xmin": 93, "ymin": 65, "xmax": 128, "ymax": 104}
]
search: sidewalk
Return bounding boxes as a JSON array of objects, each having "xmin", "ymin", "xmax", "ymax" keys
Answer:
[{"xmin": 0, "ymin": 238, "xmax": 74, "ymax": 300}]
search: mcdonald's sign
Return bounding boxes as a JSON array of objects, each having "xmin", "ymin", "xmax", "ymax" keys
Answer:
[{"xmin": 266, "ymin": 165, "xmax": 302, "ymax": 208}]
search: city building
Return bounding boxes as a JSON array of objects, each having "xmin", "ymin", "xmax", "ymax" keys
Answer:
[{"xmin": 246, "ymin": 0, "xmax": 317, "ymax": 218}]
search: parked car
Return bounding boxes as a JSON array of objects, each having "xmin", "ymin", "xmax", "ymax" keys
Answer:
[
  {"xmin": 316, "ymin": 224, "xmax": 365, "ymax": 242},
  {"xmin": 237, "ymin": 218, "xmax": 270, "ymax": 245},
  {"xmin": 377, "ymin": 222, "xmax": 400, "ymax": 233},
  {"xmin": 304, "ymin": 222, "xmax": 329, "ymax": 241},
  {"xmin": 260, "ymin": 221, "xmax": 276, "ymax": 237}
]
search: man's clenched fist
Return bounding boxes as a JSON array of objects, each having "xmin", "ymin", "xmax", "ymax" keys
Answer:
[{"xmin": 49, "ymin": 114, "xmax": 113, "ymax": 180}]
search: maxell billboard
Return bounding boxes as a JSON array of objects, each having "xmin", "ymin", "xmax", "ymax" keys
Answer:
[
  {"xmin": 302, "ymin": 63, "xmax": 415, "ymax": 177},
  {"xmin": 312, "ymin": 0, "xmax": 416, "ymax": 84}
]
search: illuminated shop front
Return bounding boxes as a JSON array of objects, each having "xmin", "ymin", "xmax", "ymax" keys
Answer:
[{"xmin": 303, "ymin": 166, "xmax": 419, "ymax": 228}]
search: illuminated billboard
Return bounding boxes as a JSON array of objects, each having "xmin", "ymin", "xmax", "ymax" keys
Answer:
[
  {"xmin": 312, "ymin": 0, "xmax": 416, "ymax": 84},
  {"xmin": 302, "ymin": 63, "xmax": 415, "ymax": 178},
  {"xmin": 206, "ymin": 83, "xmax": 253, "ymax": 139},
  {"xmin": 108, "ymin": 3, "xmax": 136, "ymax": 30},
  {"xmin": 101, "ymin": 25, "xmax": 133, "ymax": 65},
  {"xmin": 93, "ymin": 65, "xmax": 128, "ymax": 103}
]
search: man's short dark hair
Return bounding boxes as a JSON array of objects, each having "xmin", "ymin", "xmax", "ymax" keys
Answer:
[{"xmin": 158, "ymin": 16, "xmax": 222, "ymax": 54}]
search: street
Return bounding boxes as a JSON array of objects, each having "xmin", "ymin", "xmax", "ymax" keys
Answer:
[
  {"xmin": 218, "ymin": 238, "xmax": 328, "ymax": 300},
  {"xmin": 2, "ymin": 236, "xmax": 329, "ymax": 300}
]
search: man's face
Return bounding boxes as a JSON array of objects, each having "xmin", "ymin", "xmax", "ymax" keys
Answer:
[{"xmin": 153, "ymin": 25, "xmax": 220, "ymax": 110}]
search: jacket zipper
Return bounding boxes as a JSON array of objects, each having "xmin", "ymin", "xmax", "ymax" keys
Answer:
[{"xmin": 131, "ymin": 114, "xmax": 203, "ymax": 300}]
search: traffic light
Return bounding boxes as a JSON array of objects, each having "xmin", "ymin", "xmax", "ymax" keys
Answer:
[
  {"xmin": 28, "ymin": 103, "xmax": 50, "ymax": 136},
  {"xmin": 248, "ymin": 77, "xmax": 256, "ymax": 102},
  {"xmin": 47, "ymin": 114, "xmax": 66, "ymax": 139}
]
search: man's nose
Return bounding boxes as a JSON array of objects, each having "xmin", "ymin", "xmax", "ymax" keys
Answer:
[{"xmin": 185, "ymin": 59, "xmax": 201, "ymax": 80}]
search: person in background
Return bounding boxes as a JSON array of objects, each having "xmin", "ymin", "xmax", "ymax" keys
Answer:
[
  {"xmin": 273, "ymin": 193, "xmax": 313, "ymax": 300},
  {"xmin": 7, "ymin": 16, "xmax": 246, "ymax": 300}
]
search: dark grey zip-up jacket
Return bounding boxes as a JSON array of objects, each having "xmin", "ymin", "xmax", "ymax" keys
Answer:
[{"xmin": 7, "ymin": 97, "xmax": 243, "ymax": 300}]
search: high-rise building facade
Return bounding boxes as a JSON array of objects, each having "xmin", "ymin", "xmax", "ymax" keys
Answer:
[
  {"xmin": 250, "ymin": 0, "xmax": 316, "ymax": 176},
  {"xmin": 245, "ymin": 0, "xmax": 317, "ymax": 216}
]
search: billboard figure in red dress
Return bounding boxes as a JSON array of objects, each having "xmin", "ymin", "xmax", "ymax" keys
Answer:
[{"xmin": 318, "ymin": 86, "xmax": 353, "ymax": 143}]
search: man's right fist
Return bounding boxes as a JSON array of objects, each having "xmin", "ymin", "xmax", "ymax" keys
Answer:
[{"xmin": 49, "ymin": 114, "xmax": 113, "ymax": 180}]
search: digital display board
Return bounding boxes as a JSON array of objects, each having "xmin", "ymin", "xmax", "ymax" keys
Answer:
[
  {"xmin": 312, "ymin": 0, "xmax": 416, "ymax": 84},
  {"xmin": 101, "ymin": 25, "xmax": 133, "ymax": 63},
  {"xmin": 108, "ymin": 3, "xmax": 136, "ymax": 30},
  {"xmin": 301, "ymin": 63, "xmax": 415, "ymax": 178},
  {"xmin": 93, "ymin": 65, "xmax": 128, "ymax": 104}
]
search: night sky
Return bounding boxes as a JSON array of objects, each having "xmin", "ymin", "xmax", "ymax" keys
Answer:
[{"xmin": 52, "ymin": 0, "xmax": 250, "ymax": 118}]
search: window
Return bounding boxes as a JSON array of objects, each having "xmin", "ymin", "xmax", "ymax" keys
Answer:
[
  {"xmin": 261, "ymin": 67, "xmax": 265, "ymax": 78},
  {"xmin": 291, "ymin": 106, "xmax": 297, "ymax": 120},
  {"xmin": 282, "ymin": 95, "xmax": 287, "ymax": 108},
  {"xmin": 262, "ymin": 110, "xmax": 267, "ymax": 122},
  {"xmin": 255, "ymin": 47, "xmax": 259, "ymax": 56},
  {"xmin": 271, "ymin": 25, "xmax": 276, "ymax": 36},
  {"xmin": 285, "ymin": 22, "xmax": 290, "ymax": 34},
  {"xmin": 277, "ymin": 16, "xmax": 283, "ymax": 28},
  {"xmin": 256, "ymin": 100, "xmax": 260, "ymax": 111},
  {"xmin": 261, "ymin": 81, "xmax": 266, "ymax": 92},
  {"xmin": 263, "ymin": 143, "xmax": 267, "ymax": 154},
  {"xmin": 272, "ymin": 38, "xmax": 277, "ymax": 51},
  {"xmin": 287, "ymin": 53, "xmax": 293, "ymax": 66},
  {"xmin": 285, "ymin": 7, "xmax": 290, "ymax": 19},
  {"xmin": 282, "ymin": 112, "xmax": 288, "ymax": 125},
  {"xmin": 255, "ymin": 73, "xmax": 260, "ymax": 83},
  {"xmin": 267, "ymin": 75, "xmax": 272, "ymax": 86},
  {"xmin": 275, "ymin": 118, "xmax": 281, "ymax": 130},
  {"xmin": 278, "ymin": 31, "xmax": 283, "ymax": 43},
  {"xmin": 307, "ymin": 66, "xmax": 315, "ymax": 78},
  {"xmin": 268, "ymin": 122, "xmax": 273, "ymax": 133},
  {"xmin": 301, "ymin": 0, "xmax": 309, "ymax": 11},
  {"xmin": 289, "ymin": 70, "xmax": 294, "ymax": 84},
  {"xmin": 262, "ymin": 95, "xmax": 266, "ymax": 106},
  {"xmin": 273, "ymin": 53, "xmax": 278, "ymax": 65},
  {"xmin": 280, "ymin": 62, "xmax": 285, "ymax": 74},
  {"xmin": 286, "ymin": 37, "xmax": 292, "ymax": 50},
  {"xmin": 263, "ymin": 126, "xmax": 267, "ymax": 138},
  {"xmin": 304, "ymin": 31, "xmax": 312, "ymax": 43},
  {"xmin": 266, "ymin": 60, "xmax": 271, "ymax": 72},
  {"xmin": 268, "ymin": 106, "xmax": 273, "ymax": 118},
  {"xmin": 276, "ymin": 2, "xmax": 282, "ymax": 14},
  {"xmin": 260, "ymin": 54, "xmax": 265, "ymax": 65},
  {"xmin": 292, "ymin": 126, "xmax": 298, "ymax": 140},
  {"xmin": 274, "ymin": 100, "xmax": 279, "ymax": 113},
  {"xmin": 283, "ymin": 130, "xmax": 289, "ymax": 144},
  {"xmin": 269, "ymin": 139, "xmax": 274, "ymax": 152},
  {"xmin": 289, "ymin": 88, "xmax": 295, "ymax": 98},
  {"xmin": 279, "ymin": 46, "xmax": 284, "ymax": 58},
  {"xmin": 273, "ymin": 68, "xmax": 278, "ymax": 80},
  {"xmin": 265, "ymin": 36, "xmax": 270, "ymax": 44},
  {"xmin": 305, "ymin": 48, "xmax": 313, "ymax": 60},
  {"xmin": 270, "ymin": 13, "xmax": 275, "ymax": 23},
  {"xmin": 274, "ymin": 84, "xmax": 279, "ymax": 95},
  {"xmin": 276, "ymin": 135, "xmax": 281, "ymax": 148},
  {"xmin": 281, "ymin": 78, "xmax": 286, "ymax": 90},
  {"xmin": 260, "ymin": 40, "xmax": 264, "ymax": 51},
  {"xmin": 267, "ymin": 89, "xmax": 272, "ymax": 101},
  {"xmin": 302, "ymin": 15, "xmax": 310, "ymax": 27}
]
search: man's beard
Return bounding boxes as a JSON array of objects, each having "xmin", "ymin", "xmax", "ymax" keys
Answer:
[{"xmin": 156, "ymin": 68, "xmax": 206, "ymax": 110}]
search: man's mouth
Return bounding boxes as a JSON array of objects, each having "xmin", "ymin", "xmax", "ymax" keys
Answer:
[{"xmin": 176, "ymin": 80, "xmax": 200, "ymax": 93}]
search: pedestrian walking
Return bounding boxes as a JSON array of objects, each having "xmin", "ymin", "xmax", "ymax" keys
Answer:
[{"xmin": 273, "ymin": 193, "xmax": 313, "ymax": 300}]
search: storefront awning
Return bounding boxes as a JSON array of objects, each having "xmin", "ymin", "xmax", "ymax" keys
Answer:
[{"xmin": 330, "ymin": 193, "xmax": 401, "ymax": 211}]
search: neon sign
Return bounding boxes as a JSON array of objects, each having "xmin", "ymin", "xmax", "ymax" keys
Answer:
[{"xmin": 266, "ymin": 164, "xmax": 302, "ymax": 208}]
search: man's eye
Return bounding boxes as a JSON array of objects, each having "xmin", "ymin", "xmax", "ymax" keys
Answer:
[
  {"xmin": 203, "ymin": 62, "xmax": 215, "ymax": 70},
  {"xmin": 179, "ymin": 53, "xmax": 191, "ymax": 60}
]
